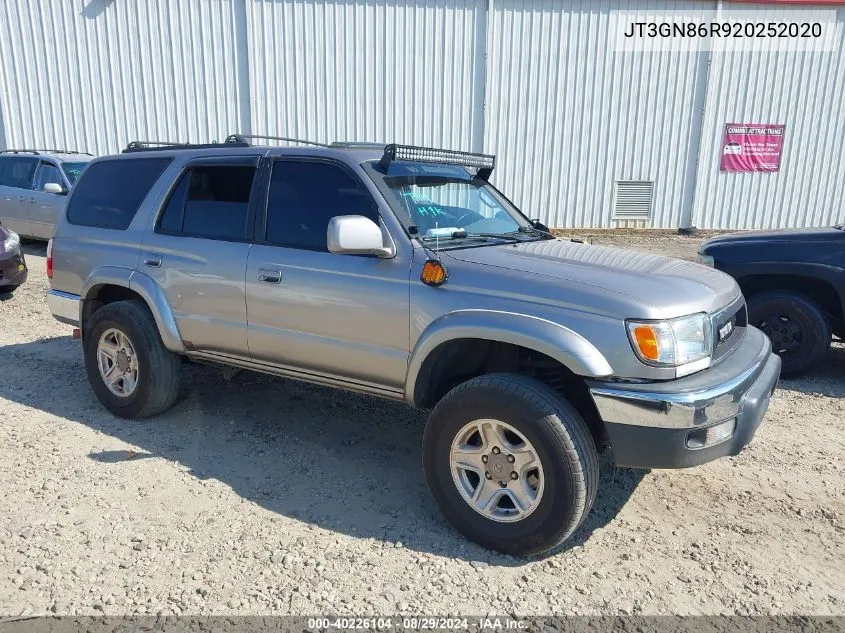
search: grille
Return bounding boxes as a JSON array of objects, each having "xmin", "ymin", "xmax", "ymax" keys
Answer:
[{"xmin": 712, "ymin": 299, "xmax": 747, "ymax": 362}]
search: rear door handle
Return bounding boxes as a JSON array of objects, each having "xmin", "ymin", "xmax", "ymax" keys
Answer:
[
  {"xmin": 143, "ymin": 254, "xmax": 162, "ymax": 268},
  {"xmin": 258, "ymin": 268, "xmax": 282, "ymax": 284}
]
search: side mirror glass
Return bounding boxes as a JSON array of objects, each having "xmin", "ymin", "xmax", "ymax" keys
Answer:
[
  {"xmin": 43, "ymin": 182, "xmax": 66, "ymax": 195},
  {"xmin": 327, "ymin": 215, "xmax": 394, "ymax": 258}
]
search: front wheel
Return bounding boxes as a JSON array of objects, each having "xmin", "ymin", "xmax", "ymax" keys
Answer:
[
  {"xmin": 422, "ymin": 373, "xmax": 599, "ymax": 556},
  {"xmin": 748, "ymin": 291, "xmax": 830, "ymax": 378}
]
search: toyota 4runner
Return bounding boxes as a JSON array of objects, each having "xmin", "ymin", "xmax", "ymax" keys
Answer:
[{"xmin": 46, "ymin": 136, "xmax": 780, "ymax": 555}]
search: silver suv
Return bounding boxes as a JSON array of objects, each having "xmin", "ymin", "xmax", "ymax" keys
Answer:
[
  {"xmin": 46, "ymin": 137, "xmax": 780, "ymax": 555},
  {"xmin": 0, "ymin": 149, "xmax": 92, "ymax": 239}
]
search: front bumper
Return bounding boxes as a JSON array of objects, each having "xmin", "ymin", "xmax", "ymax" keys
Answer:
[
  {"xmin": 0, "ymin": 249, "xmax": 27, "ymax": 288},
  {"xmin": 47, "ymin": 289, "xmax": 81, "ymax": 326},
  {"xmin": 587, "ymin": 326, "xmax": 780, "ymax": 469}
]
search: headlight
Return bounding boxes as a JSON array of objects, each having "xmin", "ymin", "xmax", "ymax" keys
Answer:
[
  {"xmin": 695, "ymin": 253, "xmax": 714, "ymax": 267},
  {"xmin": 627, "ymin": 313, "xmax": 712, "ymax": 367},
  {"xmin": 3, "ymin": 230, "xmax": 20, "ymax": 253}
]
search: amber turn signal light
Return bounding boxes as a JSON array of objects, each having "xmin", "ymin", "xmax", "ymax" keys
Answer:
[
  {"xmin": 631, "ymin": 325, "xmax": 660, "ymax": 361},
  {"xmin": 421, "ymin": 260, "xmax": 448, "ymax": 287}
]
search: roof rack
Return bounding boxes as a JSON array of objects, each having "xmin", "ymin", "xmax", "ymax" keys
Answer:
[
  {"xmin": 125, "ymin": 141, "xmax": 189, "ymax": 150},
  {"xmin": 122, "ymin": 140, "xmax": 250, "ymax": 153},
  {"xmin": 379, "ymin": 143, "xmax": 496, "ymax": 180},
  {"xmin": 1, "ymin": 148, "xmax": 93, "ymax": 156},
  {"xmin": 225, "ymin": 134, "xmax": 329, "ymax": 148},
  {"xmin": 329, "ymin": 141, "xmax": 387, "ymax": 149}
]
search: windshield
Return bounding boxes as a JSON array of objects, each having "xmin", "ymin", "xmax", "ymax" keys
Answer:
[
  {"xmin": 364, "ymin": 161, "xmax": 542, "ymax": 245},
  {"xmin": 61, "ymin": 162, "xmax": 88, "ymax": 185}
]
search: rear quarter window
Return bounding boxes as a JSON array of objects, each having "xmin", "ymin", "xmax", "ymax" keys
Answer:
[
  {"xmin": 0, "ymin": 156, "xmax": 38, "ymax": 189},
  {"xmin": 66, "ymin": 157, "xmax": 171, "ymax": 230}
]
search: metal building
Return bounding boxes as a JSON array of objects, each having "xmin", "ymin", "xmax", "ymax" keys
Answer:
[{"xmin": 1, "ymin": 0, "xmax": 843, "ymax": 230}]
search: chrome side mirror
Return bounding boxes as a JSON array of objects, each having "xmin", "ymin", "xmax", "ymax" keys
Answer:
[
  {"xmin": 43, "ymin": 182, "xmax": 66, "ymax": 195},
  {"xmin": 327, "ymin": 215, "xmax": 394, "ymax": 258}
]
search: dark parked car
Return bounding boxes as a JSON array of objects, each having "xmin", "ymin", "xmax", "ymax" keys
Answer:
[
  {"xmin": 697, "ymin": 227, "xmax": 845, "ymax": 377},
  {"xmin": 0, "ymin": 225, "xmax": 27, "ymax": 292}
]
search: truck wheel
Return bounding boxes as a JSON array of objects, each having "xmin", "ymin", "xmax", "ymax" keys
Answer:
[
  {"xmin": 83, "ymin": 300, "xmax": 181, "ymax": 418},
  {"xmin": 748, "ymin": 291, "xmax": 830, "ymax": 378},
  {"xmin": 422, "ymin": 373, "xmax": 599, "ymax": 556}
]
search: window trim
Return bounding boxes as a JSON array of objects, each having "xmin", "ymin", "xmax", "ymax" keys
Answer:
[
  {"xmin": 153, "ymin": 157, "xmax": 262, "ymax": 243},
  {"xmin": 255, "ymin": 156, "xmax": 382, "ymax": 252}
]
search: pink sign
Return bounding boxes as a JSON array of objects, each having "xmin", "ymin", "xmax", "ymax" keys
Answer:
[{"xmin": 720, "ymin": 123, "xmax": 785, "ymax": 172}]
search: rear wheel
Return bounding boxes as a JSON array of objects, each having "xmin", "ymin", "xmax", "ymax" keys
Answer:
[
  {"xmin": 748, "ymin": 290, "xmax": 830, "ymax": 378},
  {"xmin": 84, "ymin": 300, "xmax": 181, "ymax": 418},
  {"xmin": 422, "ymin": 373, "xmax": 599, "ymax": 556}
]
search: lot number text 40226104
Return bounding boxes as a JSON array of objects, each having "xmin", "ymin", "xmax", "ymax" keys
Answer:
[{"xmin": 307, "ymin": 617, "xmax": 528, "ymax": 630}]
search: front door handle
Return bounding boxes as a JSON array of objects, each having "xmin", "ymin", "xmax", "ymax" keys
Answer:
[
  {"xmin": 143, "ymin": 254, "xmax": 162, "ymax": 268},
  {"xmin": 258, "ymin": 268, "xmax": 282, "ymax": 284}
]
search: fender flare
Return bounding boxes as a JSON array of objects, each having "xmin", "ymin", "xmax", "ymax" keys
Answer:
[
  {"xmin": 404, "ymin": 309, "xmax": 613, "ymax": 405},
  {"xmin": 730, "ymin": 261, "xmax": 844, "ymax": 285},
  {"xmin": 730, "ymin": 261, "xmax": 845, "ymax": 319},
  {"xmin": 80, "ymin": 267, "xmax": 185, "ymax": 353}
]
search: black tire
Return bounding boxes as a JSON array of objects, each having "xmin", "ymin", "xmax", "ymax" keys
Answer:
[
  {"xmin": 0, "ymin": 285, "xmax": 18, "ymax": 294},
  {"xmin": 422, "ymin": 373, "xmax": 599, "ymax": 556},
  {"xmin": 748, "ymin": 290, "xmax": 831, "ymax": 378},
  {"xmin": 84, "ymin": 300, "xmax": 181, "ymax": 418}
]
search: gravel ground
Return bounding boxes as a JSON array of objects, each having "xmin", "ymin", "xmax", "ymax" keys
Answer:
[{"xmin": 0, "ymin": 236, "xmax": 843, "ymax": 618}]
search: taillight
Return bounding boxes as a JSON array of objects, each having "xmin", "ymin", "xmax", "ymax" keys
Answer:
[{"xmin": 46, "ymin": 238, "xmax": 54, "ymax": 279}]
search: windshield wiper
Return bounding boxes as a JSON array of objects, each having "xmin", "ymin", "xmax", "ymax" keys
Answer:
[
  {"xmin": 462, "ymin": 232, "xmax": 523, "ymax": 244},
  {"xmin": 419, "ymin": 230, "xmax": 522, "ymax": 244},
  {"xmin": 514, "ymin": 226, "xmax": 554, "ymax": 238},
  {"xmin": 420, "ymin": 230, "xmax": 479, "ymax": 242}
]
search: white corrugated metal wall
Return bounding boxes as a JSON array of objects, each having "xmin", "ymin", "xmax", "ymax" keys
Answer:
[
  {"xmin": 0, "ymin": 0, "xmax": 844, "ymax": 229},
  {"xmin": 246, "ymin": 0, "xmax": 485, "ymax": 150},
  {"xmin": 484, "ymin": 0, "xmax": 713, "ymax": 228},
  {"xmin": 690, "ymin": 3, "xmax": 845, "ymax": 229},
  {"xmin": 0, "ymin": 0, "xmax": 247, "ymax": 155}
]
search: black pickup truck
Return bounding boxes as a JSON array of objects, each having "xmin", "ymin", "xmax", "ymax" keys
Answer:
[{"xmin": 697, "ymin": 227, "xmax": 845, "ymax": 378}]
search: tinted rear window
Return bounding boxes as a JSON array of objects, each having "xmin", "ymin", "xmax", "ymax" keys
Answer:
[
  {"xmin": 67, "ymin": 157, "xmax": 171, "ymax": 230},
  {"xmin": 0, "ymin": 156, "xmax": 38, "ymax": 189}
]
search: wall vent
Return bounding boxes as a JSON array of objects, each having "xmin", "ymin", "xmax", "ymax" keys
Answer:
[{"xmin": 612, "ymin": 180, "xmax": 653, "ymax": 220}]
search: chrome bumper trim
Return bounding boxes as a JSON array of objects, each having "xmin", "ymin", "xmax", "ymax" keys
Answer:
[
  {"xmin": 46, "ymin": 289, "xmax": 81, "ymax": 327},
  {"xmin": 588, "ymin": 327, "xmax": 777, "ymax": 430}
]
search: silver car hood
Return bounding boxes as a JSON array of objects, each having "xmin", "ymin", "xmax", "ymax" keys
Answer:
[{"xmin": 445, "ymin": 238, "xmax": 740, "ymax": 319}]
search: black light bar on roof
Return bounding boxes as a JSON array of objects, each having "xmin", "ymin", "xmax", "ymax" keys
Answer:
[{"xmin": 380, "ymin": 144, "xmax": 496, "ymax": 180}]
